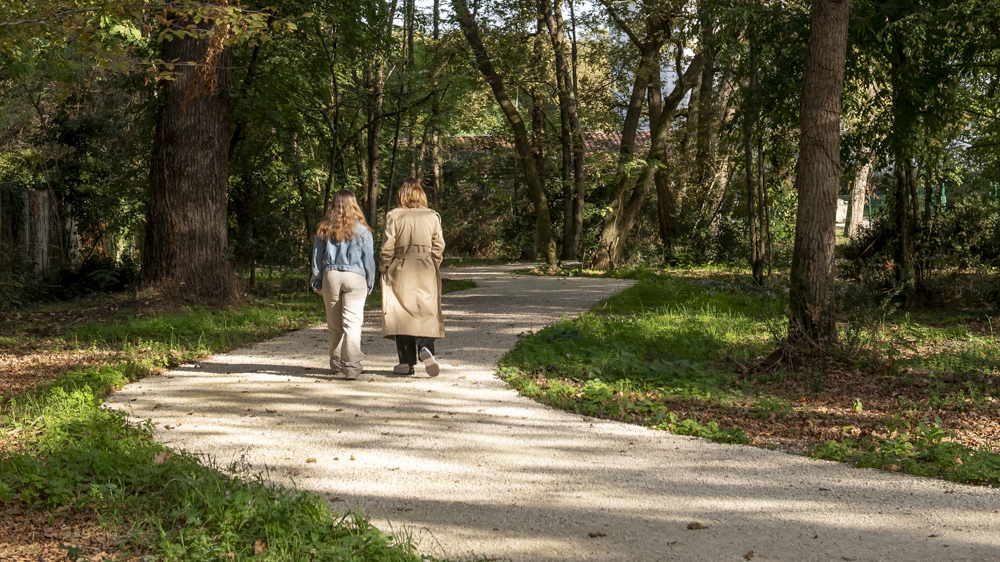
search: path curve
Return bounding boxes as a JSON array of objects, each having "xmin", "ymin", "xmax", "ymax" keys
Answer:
[{"xmin": 109, "ymin": 266, "xmax": 1000, "ymax": 562}]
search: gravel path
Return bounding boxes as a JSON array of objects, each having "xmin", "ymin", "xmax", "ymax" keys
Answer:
[{"xmin": 108, "ymin": 266, "xmax": 1000, "ymax": 562}]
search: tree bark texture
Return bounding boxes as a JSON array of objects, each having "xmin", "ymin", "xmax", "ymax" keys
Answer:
[
  {"xmin": 143, "ymin": 4, "xmax": 238, "ymax": 303},
  {"xmin": 787, "ymin": 0, "xmax": 851, "ymax": 347},
  {"xmin": 454, "ymin": 0, "xmax": 557, "ymax": 263}
]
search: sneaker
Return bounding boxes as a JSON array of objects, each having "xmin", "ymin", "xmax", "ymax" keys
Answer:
[
  {"xmin": 419, "ymin": 348, "xmax": 440, "ymax": 377},
  {"xmin": 393, "ymin": 363, "xmax": 414, "ymax": 375}
]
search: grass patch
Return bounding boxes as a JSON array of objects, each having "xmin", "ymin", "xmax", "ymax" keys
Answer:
[
  {"xmin": 0, "ymin": 272, "xmax": 479, "ymax": 561},
  {"xmin": 499, "ymin": 268, "xmax": 1000, "ymax": 486}
]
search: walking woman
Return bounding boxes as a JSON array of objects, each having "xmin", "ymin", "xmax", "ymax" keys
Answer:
[
  {"xmin": 311, "ymin": 190, "xmax": 376, "ymax": 380},
  {"xmin": 381, "ymin": 178, "xmax": 445, "ymax": 376}
]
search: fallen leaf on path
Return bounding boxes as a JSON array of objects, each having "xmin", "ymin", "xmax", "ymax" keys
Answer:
[
  {"xmin": 306, "ymin": 458, "xmax": 317, "ymax": 463},
  {"xmin": 588, "ymin": 532, "xmax": 607, "ymax": 538},
  {"xmin": 745, "ymin": 550, "xmax": 754, "ymax": 560},
  {"xmin": 350, "ymin": 455, "xmax": 356, "ymax": 460},
  {"xmin": 687, "ymin": 522, "xmax": 708, "ymax": 530}
]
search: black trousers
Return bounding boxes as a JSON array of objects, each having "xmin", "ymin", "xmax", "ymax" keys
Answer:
[{"xmin": 394, "ymin": 336, "xmax": 436, "ymax": 366}]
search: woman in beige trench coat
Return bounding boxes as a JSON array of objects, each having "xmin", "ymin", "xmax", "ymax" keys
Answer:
[{"xmin": 381, "ymin": 178, "xmax": 445, "ymax": 376}]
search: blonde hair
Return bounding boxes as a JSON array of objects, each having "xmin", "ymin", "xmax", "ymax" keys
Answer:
[
  {"xmin": 316, "ymin": 190, "xmax": 371, "ymax": 241},
  {"xmin": 397, "ymin": 177, "xmax": 427, "ymax": 209}
]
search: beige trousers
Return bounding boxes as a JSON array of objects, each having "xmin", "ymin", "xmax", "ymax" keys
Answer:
[{"xmin": 321, "ymin": 270, "xmax": 367, "ymax": 377}]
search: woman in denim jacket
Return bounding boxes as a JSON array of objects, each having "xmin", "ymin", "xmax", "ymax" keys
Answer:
[{"xmin": 310, "ymin": 190, "xmax": 376, "ymax": 380}]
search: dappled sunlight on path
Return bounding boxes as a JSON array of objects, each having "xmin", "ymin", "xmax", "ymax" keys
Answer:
[{"xmin": 108, "ymin": 266, "xmax": 1000, "ymax": 562}]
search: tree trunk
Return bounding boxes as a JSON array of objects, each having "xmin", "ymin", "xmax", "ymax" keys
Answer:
[
  {"xmin": 542, "ymin": 0, "xmax": 586, "ymax": 260},
  {"xmin": 365, "ymin": 63, "xmax": 384, "ymax": 227},
  {"xmin": 787, "ymin": 0, "xmax": 851, "ymax": 349},
  {"xmin": 592, "ymin": 50, "xmax": 704, "ymax": 270},
  {"xmin": 890, "ymin": 33, "xmax": 916, "ymax": 301},
  {"xmin": 429, "ymin": 0, "xmax": 443, "ymax": 206},
  {"xmin": 844, "ymin": 157, "xmax": 872, "ymax": 237},
  {"xmin": 143, "ymin": 3, "xmax": 238, "ymax": 303},
  {"xmin": 454, "ymin": 0, "xmax": 557, "ymax": 263},
  {"xmin": 647, "ymin": 50, "xmax": 675, "ymax": 259}
]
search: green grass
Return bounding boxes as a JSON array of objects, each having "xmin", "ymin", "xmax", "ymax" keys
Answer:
[
  {"xmin": 499, "ymin": 269, "xmax": 1000, "ymax": 486},
  {"xmin": 503, "ymin": 275, "xmax": 782, "ymax": 398},
  {"xmin": 0, "ymin": 278, "xmax": 478, "ymax": 561}
]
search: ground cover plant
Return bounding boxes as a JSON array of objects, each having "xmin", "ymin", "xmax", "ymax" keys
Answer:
[
  {"xmin": 500, "ymin": 267, "xmax": 1000, "ymax": 487},
  {"xmin": 0, "ymin": 275, "xmax": 473, "ymax": 561}
]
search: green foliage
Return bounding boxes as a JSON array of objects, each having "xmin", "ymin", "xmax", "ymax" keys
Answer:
[
  {"xmin": 499, "ymin": 272, "xmax": 782, "ymax": 443},
  {"xmin": 0, "ymin": 293, "xmax": 431, "ymax": 561},
  {"xmin": 748, "ymin": 396, "xmax": 793, "ymax": 420},
  {"xmin": 813, "ymin": 417, "xmax": 1000, "ymax": 486}
]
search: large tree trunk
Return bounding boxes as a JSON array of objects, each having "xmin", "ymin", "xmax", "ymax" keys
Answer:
[
  {"xmin": 787, "ymin": 0, "xmax": 851, "ymax": 348},
  {"xmin": 454, "ymin": 0, "xmax": 557, "ymax": 263},
  {"xmin": 143, "ymin": 3, "xmax": 238, "ymax": 303}
]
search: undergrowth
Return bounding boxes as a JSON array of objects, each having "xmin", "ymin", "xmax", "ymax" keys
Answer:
[
  {"xmin": 499, "ymin": 269, "xmax": 1000, "ymax": 487},
  {"xmin": 0, "ymin": 281, "xmax": 465, "ymax": 561}
]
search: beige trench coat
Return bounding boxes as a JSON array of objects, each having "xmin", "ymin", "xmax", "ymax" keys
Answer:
[{"xmin": 380, "ymin": 207, "xmax": 445, "ymax": 339}]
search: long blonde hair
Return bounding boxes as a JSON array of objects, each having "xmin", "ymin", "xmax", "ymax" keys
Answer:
[
  {"xmin": 316, "ymin": 190, "xmax": 370, "ymax": 241},
  {"xmin": 397, "ymin": 177, "xmax": 427, "ymax": 209}
]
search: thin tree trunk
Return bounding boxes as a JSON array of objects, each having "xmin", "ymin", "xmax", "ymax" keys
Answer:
[
  {"xmin": 756, "ymin": 131, "xmax": 767, "ymax": 279},
  {"xmin": 143, "ymin": 2, "xmax": 238, "ymax": 303},
  {"xmin": 366, "ymin": 63, "xmax": 384, "ymax": 227},
  {"xmin": 844, "ymin": 157, "xmax": 873, "ymax": 237},
  {"xmin": 891, "ymin": 32, "xmax": 916, "ymax": 301},
  {"xmin": 786, "ymin": 0, "xmax": 851, "ymax": 349},
  {"xmin": 542, "ymin": 0, "xmax": 586, "ymax": 260},
  {"xmin": 429, "ymin": 0, "xmax": 443, "ymax": 206},
  {"xmin": 454, "ymin": 0, "xmax": 557, "ymax": 262}
]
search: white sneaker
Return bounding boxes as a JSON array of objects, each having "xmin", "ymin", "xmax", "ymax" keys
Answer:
[
  {"xmin": 393, "ymin": 363, "xmax": 414, "ymax": 375},
  {"xmin": 419, "ymin": 348, "xmax": 440, "ymax": 377}
]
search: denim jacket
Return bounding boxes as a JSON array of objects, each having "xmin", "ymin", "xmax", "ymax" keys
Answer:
[{"xmin": 310, "ymin": 223, "xmax": 376, "ymax": 294}]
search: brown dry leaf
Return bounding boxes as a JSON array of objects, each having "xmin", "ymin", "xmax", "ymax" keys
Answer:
[
  {"xmin": 253, "ymin": 539, "xmax": 268, "ymax": 554},
  {"xmin": 687, "ymin": 522, "xmax": 708, "ymax": 530},
  {"xmin": 306, "ymin": 458, "xmax": 317, "ymax": 463},
  {"xmin": 745, "ymin": 550, "xmax": 754, "ymax": 560},
  {"xmin": 587, "ymin": 532, "xmax": 607, "ymax": 538},
  {"xmin": 153, "ymin": 451, "xmax": 171, "ymax": 465}
]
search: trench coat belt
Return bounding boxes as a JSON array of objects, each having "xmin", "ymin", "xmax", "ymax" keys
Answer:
[{"xmin": 394, "ymin": 248, "xmax": 431, "ymax": 259}]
